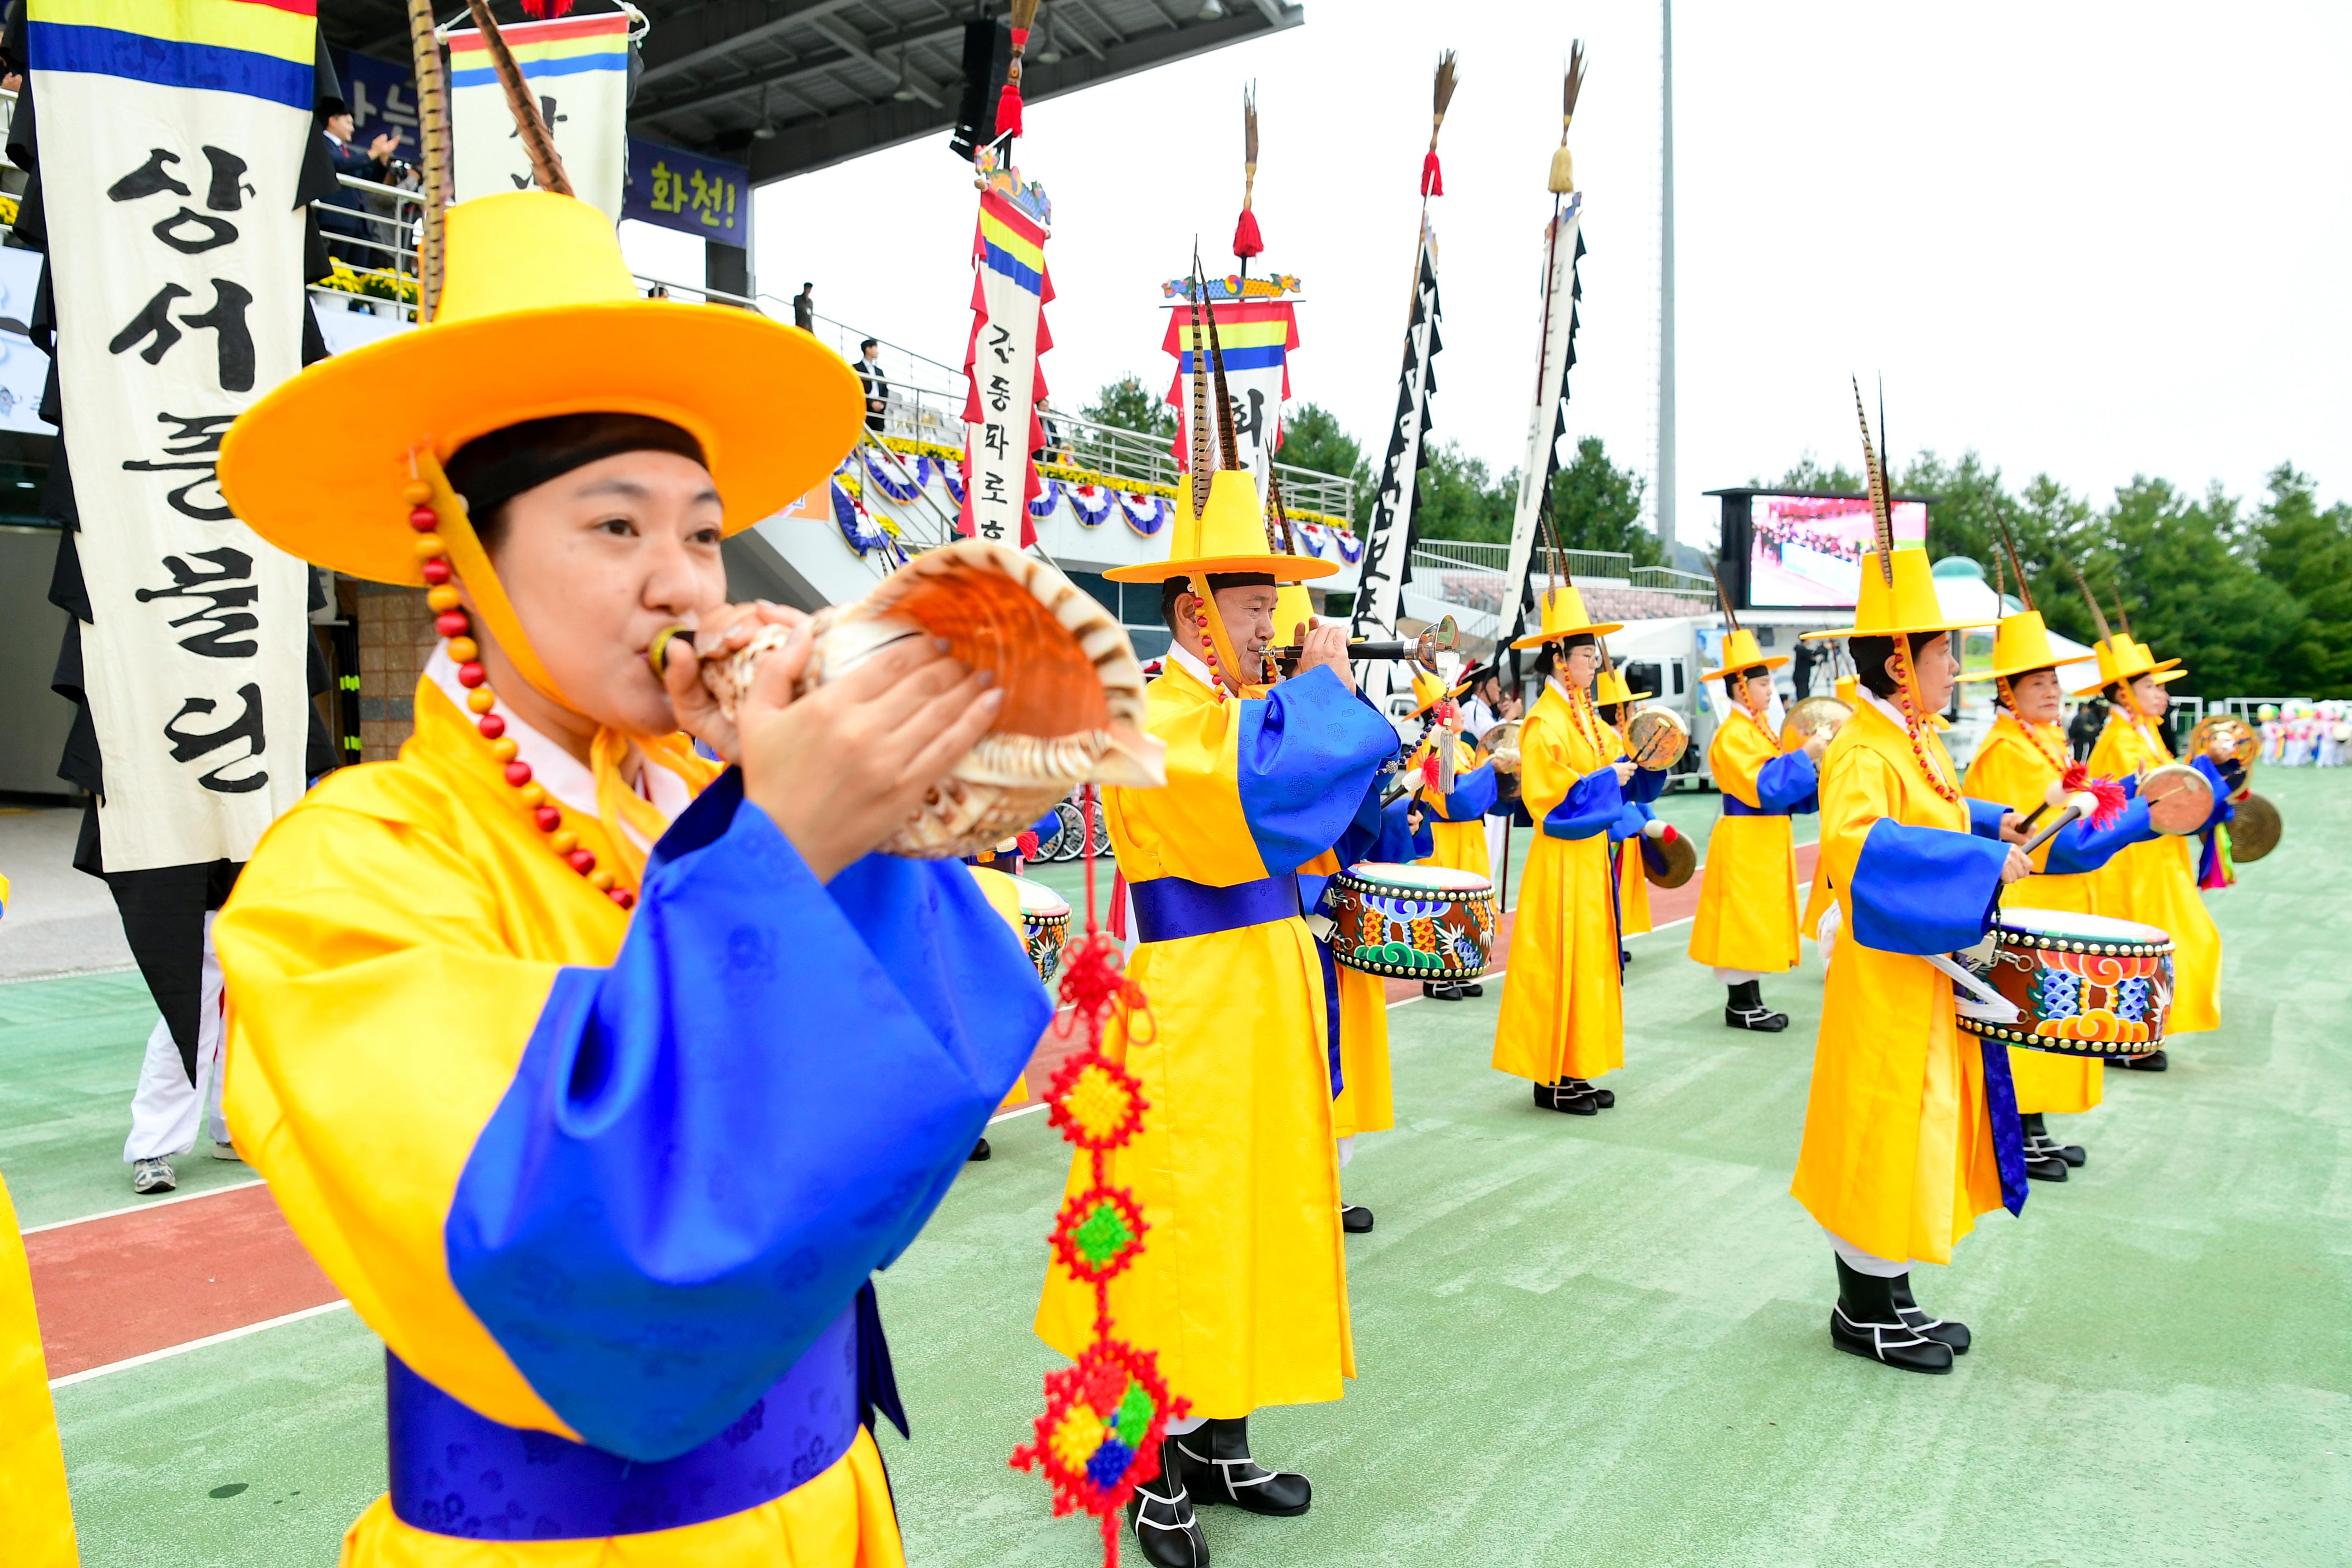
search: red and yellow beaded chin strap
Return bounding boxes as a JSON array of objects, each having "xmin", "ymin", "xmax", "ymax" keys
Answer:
[
  {"xmin": 1186, "ymin": 572, "xmax": 1252, "ymax": 704},
  {"xmin": 405, "ymin": 448, "xmax": 636, "ymax": 912},
  {"xmin": 1889, "ymin": 634, "xmax": 1960, "ymax": 805}
]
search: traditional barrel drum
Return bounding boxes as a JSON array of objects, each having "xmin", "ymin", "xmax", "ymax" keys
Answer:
[
  {"xmin": 1320, "ymin": 861, "xmax": 1497, "ymax": 979},
  {"xmin": 1955, "ymin": 909, "xmax": 2174, "ymax": 1056},
  {"xmin": 1011, "ymin": 875, "xmax": 1071, "ymax": 984}
]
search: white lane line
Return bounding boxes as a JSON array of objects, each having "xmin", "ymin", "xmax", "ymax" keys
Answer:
[
  {"xmin": 48, "ymin": 1300, "xmax": 352, "ymax": 1390},
  {"xmin": 988, "ymin": 1100, "xmax": 1051, "ymax": 1124},
  {"xmin": 22, "ymin": 1177, "xmax": 267, "ymax": 1236}
]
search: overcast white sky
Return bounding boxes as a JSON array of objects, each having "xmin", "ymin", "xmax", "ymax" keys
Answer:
[{"xmin": 625, "ymin": 0, "xmax": 2352, "ymax": 554}]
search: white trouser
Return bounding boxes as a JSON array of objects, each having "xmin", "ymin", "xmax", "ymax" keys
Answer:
[
  {"xmin": 1824, "ymin": 1225, "xmax": 1910, "ymax": 1279},
  {"xmin": 123, "ymin": 915, "xmax": 227, "ymax": 1161},
  {"xmin": 1713, "ymin": 967, "xmax": 1762, "ymax": 986}
]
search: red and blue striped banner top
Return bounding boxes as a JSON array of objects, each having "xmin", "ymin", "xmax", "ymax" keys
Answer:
[{"xmin": 27, "ymin": 0, "xmax": 318, "ymax": 110}]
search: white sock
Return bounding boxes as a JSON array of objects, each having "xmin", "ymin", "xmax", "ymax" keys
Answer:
[
  {"xmin": 1335, "ymin": 1134, "xmax": 1356, "ymax": 1171},
  {"xmin": 1823, "ymin": 1225, "xmax": 1910, "ymax": 1279},
  {"xmin": 1714, "ymin": 967, "xmax": 1762, "ymax": 987}
]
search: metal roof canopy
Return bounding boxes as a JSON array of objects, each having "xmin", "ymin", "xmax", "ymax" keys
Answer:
[{"xmin": 321, "ymin": 1, "xmax": 1303, "ymax": 185}]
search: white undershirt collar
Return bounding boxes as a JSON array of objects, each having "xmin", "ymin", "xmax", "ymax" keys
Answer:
[
  {"xmin": 1166, "ymin": 638, "xmax": 1217, "ymax": 692},
  {"xmin": 424, "ymin": 647, "xmax": 691, "ymax": 847}
]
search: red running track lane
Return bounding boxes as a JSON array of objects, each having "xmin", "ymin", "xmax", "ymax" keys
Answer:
[
  {"xmin": 24, "ymin": 843, "xmax": 1815, "ymax": 1378},
  {"xmin": 25, "ymin": 1182, "xmax": 339, "ymax": 1378}
]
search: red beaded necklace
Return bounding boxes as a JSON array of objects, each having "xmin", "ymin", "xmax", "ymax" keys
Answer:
[
  {"xmin": 404, "ymin": 479, "xmax": 636, "ymax": 912},
  {"xmin": 1560, "ymin": 679, "xmax": 1606, "ymax": 760},
  {"xmin": 1890, "ymin": 640, "xmax": 1959, "ymax": 805}
]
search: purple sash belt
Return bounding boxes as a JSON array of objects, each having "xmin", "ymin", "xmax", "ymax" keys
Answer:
[
  {"xmin": 1129, "ymin": 873, "xmax": 1301, "ymax": 945},
  {"xmin": 387, "ymin": 1302, "xmax": 862, "ymax": 1541}
]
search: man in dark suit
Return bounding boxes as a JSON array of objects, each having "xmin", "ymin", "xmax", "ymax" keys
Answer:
[
  {"xmin": 317, "ymin": 96, "xmax": 401, "ymax": 272},
  {"xmin": 857, "ymin": 338, "xmax": 887, "ymax": 433},
  {"xmin": 793, "ymin": 282, "xmax": 816, "ymax": 332}
]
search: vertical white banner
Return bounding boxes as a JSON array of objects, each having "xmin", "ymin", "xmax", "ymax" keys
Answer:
[
  {"xmin": 1498, "ymin": 197, "xmax": 1584, "ymax": 652},
  {"xmin": 34, "ymin": 68, "xmax": 313, "ymax": 869},
  {"xmin": 447, "ymin": 12, "xmax": 630, "ymax": 223},
  {"xmin": 960, "ymin": 188, "xmax": 1051, "ymax": 548},
  {"xmin": 1351, "ymin": 222, "xmax": 1441, "ymax": 704}
]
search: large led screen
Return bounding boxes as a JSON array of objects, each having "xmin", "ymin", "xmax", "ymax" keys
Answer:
[{"xmin": 1747, "ymin": 494, "xmax": 1928, "ymax": 608}]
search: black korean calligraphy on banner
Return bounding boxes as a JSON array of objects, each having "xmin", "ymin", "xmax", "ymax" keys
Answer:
[
  {"xmin": 446, "ymin": 11, "xmax": 630, "ymax": 222},
  {"xmin": 959, "ymin": 186, "xmax": 1053, "ymax": 549},
  {"xmin": 27, "ymin": 12, "xmax": 316, "ymax": 872},
  {"xmin": 1349, "ymin": 220, "xmax": 1444, "ymax": 706}
]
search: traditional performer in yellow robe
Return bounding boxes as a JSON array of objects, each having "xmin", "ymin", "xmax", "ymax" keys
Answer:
[
  {"xmin": 1958, "ymin": 608, "xmax": 2162, "ymax": 1178},
  {"xmin": 1595, "ymin": 670, "xmax": 1659, "ymax": 940},
  {"xmin": 1037, "ymin": 471, "xmax": 1396, "ymax": 1566},
  {"xmin": 211, "ymin": 193, "xmax": 1047, "ymax": 1568},
  {"xmin": 1792, "ymin": 543, "xmax": 2032, "ymax": 1376},
  {"xmin": 1404, "ymin": 670, "xmax": 1498, "ymax": 999},
  {"xmin": 1491, "ymin": 588, "xmax": 1667, "ymax": 1115},
  {"xmin": 1798, "ymin": 673, "xmax": 1863, "ymax": 943},
  {"xmin": 1688, "ymin": 630, "xmax": 1822, "ymax": 1030},
  {"xmin": 2079, "ymin": 636, "xmax": 2236, "ymax": 1067}
]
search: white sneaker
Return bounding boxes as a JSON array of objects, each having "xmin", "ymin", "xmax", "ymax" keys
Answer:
[
  {"xmin": 209, "ymin": 1141, "xmax": 243, "ymax": 1162},
  {"xmin": 132, "ymin": 1156, "xmax": 177, "ymax": 1194}
]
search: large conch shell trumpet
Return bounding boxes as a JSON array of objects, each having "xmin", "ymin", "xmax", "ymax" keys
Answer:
[{"xmin": 702, "ymin": 540, "xmax": 1166, "ymax": 858}]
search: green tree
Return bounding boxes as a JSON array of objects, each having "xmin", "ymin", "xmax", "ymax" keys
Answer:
[
  {"xmin": 1409, "ymin": 441, "xmax": 1513, "ymax": 544},
  {"xmin": 1080, "ymin": 375, "xmax": 1174, "ymax": 442},
  {"xmin": 1275, "ymin": 402, "xmax": 1374, "ymax": 527},
  {"xmin": 2255, "ymin": 464, "xmax": 2352, "ymax": 695},
  {"xmin": 1755, "ymin": 454, "xmax": 1863, "ymax": 494},
  {"xmin": 2098, "ymin": 477, "xmax": 2300, "ymax": 700},
  {"xmin": 1550, "ymin": 436, "xmax": 1662, "ymax": 567}
]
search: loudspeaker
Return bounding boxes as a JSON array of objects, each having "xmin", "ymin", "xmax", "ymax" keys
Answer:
[{"xmin": 949, "ymin": 19, "xmax": 1011, "ymax": 162}]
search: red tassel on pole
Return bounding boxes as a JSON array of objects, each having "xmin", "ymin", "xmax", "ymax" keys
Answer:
[
  {"xmin": 518, "ymin": 0, "xmax": 574, "ymax": 15},
  {"xmin": 996, "ymin": 26, "xmax": 1030, "ymax": 138},
  {"xmin": 1420, "ymin": 150, "xmax": 1443, "ymax": 196},
  {"xmin": 1232, "ymin": 207, "xmax": 1263, "ymax": 260}
]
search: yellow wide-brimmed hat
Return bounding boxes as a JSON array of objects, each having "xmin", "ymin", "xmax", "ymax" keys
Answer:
[
  {"xmin": 1800, "ymin": 549, "xmax": 1995, "ymax": 642},
  {"xmin": 218, "ymin": 192, "xmax": 863, "ymax": 585},
  {"xmin": 2070, "ymin": 634, "xmax": 2169, "ymax": 698},
  {"xmin": 1594, "ymin": 669, "xmax": 1651, "ymax": 706},
  {"xmin": 1510, "ymin": 584, "xmax": 1622, "ymax": 649},
  {"xmin": 2137, "ymin": 641, "xmax": 2188, "ymax": 682},
  {"xmin": 1960, "ymin": 609, "xmax": 2064, "ymax": 683},
  {"xmin": 1701, "ymin": 627, "xmax": 1790, "ymax": 684},
  {"xmin": 1104, "ymin": 469, "xmax": 1336, "ymax": 584},
  {"xmin": 1409, "ymin": 667, "xmax": 1474, "ymax": 718}
]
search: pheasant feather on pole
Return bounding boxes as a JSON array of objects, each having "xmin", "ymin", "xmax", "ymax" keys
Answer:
[
  {"xmin": 1185, "ymin": 260, "xmax": 1215, "ymax": 520},
  {"xmin": 1709, "ymin": 561, "xmax": 1741, "ymax": 634},
  {"xmin": 1422, "ymin": 50, "xmax": 1458, "ymax": 197},
  {"xmin": 1851, "ymin": 377, "xmax": 1895, "ymax": 587},
  {"xmin": 1993, "ymin": 514, "xmax": 2035, "ymax": 613},
  {"xmin": 404, "ymin": 0, "xmax": 450, "ymax": 321},
  {"xmin": 464, "ymin": 0, "xmax": 571, "ymax": 196},
  {"xmin": 1233, "ymin": 83, "xmax": 1263, "ymax": 261},
  {"xmin": 1550, "ymin": 43, "xmax": 1586, "ymax": 194},
  {"xmin": 2068, "ymin": 558, "xmax": 2116, "ymax": 645}
]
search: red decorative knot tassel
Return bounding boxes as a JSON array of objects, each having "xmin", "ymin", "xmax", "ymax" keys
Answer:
[
  {"xmin": 1011, "ymin": 789, "xmax": 1185, "ymax": 1566},
  {"xmin": 1232, "ymin": 207, "xmax": 1264, "ymax": 260},
  {"xmin": 1017, "ymin": 830, "xmax": 1041, "ymax": 861},
  {"xmin": 518, "ymin": 0, "xmax": 575, "ymax": 17},
  {"xmin": 1419, "ymin": 750, "xmax": 1442, "ymax": 792},
  {"xmin": 1420, "ymin": 150, "xmax": 1444, "ymax": 197}
]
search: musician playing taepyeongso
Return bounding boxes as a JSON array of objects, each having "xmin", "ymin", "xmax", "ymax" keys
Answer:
[
  {"xmin": 1958, "ymin": 608, "xmax": 2160, "ymax": 1176},
  {"xmin": 1036, "ymin": 471, "xmax": 1396, "ymax": 1568}
]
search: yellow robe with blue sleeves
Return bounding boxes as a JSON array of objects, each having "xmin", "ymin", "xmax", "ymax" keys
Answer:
[
  {"xmin": 1960, "ymin": 712, "xmax": 2157, "ymax": 1115},
  {"xmin": 2086, "ymin": 716, "xmax": 2226, "ymax": 1035},
  {"xmin": 1411, "ymin": 735, "xmax": 1498, "ymax": 881},
  {"xmin": 1792, "ymin": 700, "xmax": 2021, "ymax": 1266},
  {"xmin": 216, "ymin": 678, "xmax": 1048, "ymax": 1567},
  {"xmin": 1687, "ymin": 709, "xmax": 1816, "ymax": 973},
  {"xmin": 1034, "ymin": 661, "xmax": 1395, "ymax": 1417},
  {"xmin": 1491, "ymin": 683, "xmax": 1662, "ymax": 1084}
]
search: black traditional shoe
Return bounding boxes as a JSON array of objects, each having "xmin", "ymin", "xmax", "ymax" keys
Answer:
[
  {"xmin": 2051, "ymin": 1140, "xmax": 2087, "ymax": 1168},
  {"xmin": 1462, "ymin": 982, "xmax": 1484, "ymax": 997},
  {"xmin": 2121, "ymin": 1049, "xmax": 2168, "ymax": 1072},
  {"xmin": 968, "ymin": 1138, "xmax": 992, "ymax": 1162},
  {"xmin": 1620, "ymin": 948, "xmax": 1633, "ymax": 965},
  {"xmin": 1128, "ymin": 1436, "xmax": 1209, "ymax": 1567},
  {"xmin": 2024, "ymin": 1152, "xmax": 2069, "ymax": 1182},
  {"xmin": 1829, "ymin": 1258, "xmax": 1953, "ymax": 1374},
  {"xmin": 1724, "ymin": 980, "xmax": 1788, "ymax": 1032},
  {"xmin": 1546, "ymin": 1079, "xmax": 1599, "ymax": 1116},
  {"xmin": 1563, "ymin": 1077, "xmax": 1615, "ymax": 1110},
  {"xmin": 1178, "ymin": 1417, "xmax": 1312, "ymax": 1518},
  {"xmin": 1888, "ymin": 1270, "xmax": 1971, "ymax": 1355},
  {"xmin": 1341, "ymin": 1204, "xmax": 1374, "ymax": 1234}
]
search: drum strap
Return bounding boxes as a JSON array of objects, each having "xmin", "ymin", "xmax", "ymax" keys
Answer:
[{"xmin": 1129, "ymin": 873, "xmax": 1303, "ymax": 945}]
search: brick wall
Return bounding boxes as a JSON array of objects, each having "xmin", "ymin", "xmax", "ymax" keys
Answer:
[{"xmin": 355, "ymin": 580, "xmax": 437, "ymax": 762}]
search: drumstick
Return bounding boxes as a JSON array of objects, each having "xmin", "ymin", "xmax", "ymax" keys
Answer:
[{"xmin": 2021, "ymin": 792, "xmax": 2098, "ymax": 858}]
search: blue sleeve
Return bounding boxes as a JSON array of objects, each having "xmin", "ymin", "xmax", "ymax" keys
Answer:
[
  {"xmin": 1966, "ymin": 796, "xmax": 2010, "ymax": 839},
  {"xmin": 1848, "ymin": 819, "xmax": 2010, "ymax": 954},
  {"xmin": 2044, "ymin": 796, "xmax": 2156, "ymax": 876},
  {"xmin": 1541, "ymin": 768, "xmax": 1627, "ymax": 841},
  {"xmin": 1330, "ymin": 775, "xmax": 1392, "ymax": 867},
  {"xmin": 1755, "ymin": 749, "xmax": 1818, "ymax": 814},
  {"xmin": 1388, "ymin": 796, "xmax": 1436, "ymax": 861},
  {"xmin": 1437, "ymin": 760, "xmax": 1498, "ymax": 822},
  {"xmin": 2191, "ymin": 755, "xmax": 2237, "ymax": 830},
  {"xmin": 444, "ymin": 769, "xmax": 1051, "ymax": 1463},
  {"xmin": 1606, "ymin": 802, "xmax": 1648, "ymax": 844},
  {"xmin": 1629, "ymin": 764, "xmax": 1669, "ymax": 805},
  {"xmin": 1239, "ymin": 666, "xmax": 1402, "ymax": 876}
]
